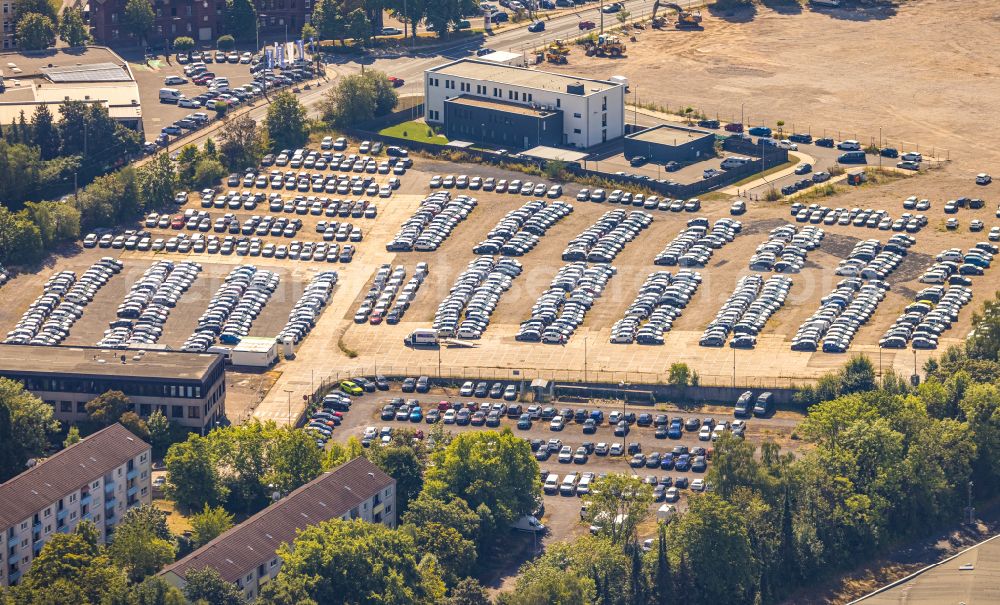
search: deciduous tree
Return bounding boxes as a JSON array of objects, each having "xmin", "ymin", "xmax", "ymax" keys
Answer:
[
  {"xmin": 0, "ymin": 378, "xmax": 59, "ymax": 481},
  {"xmin": 85, "ymin": 390, "xmax": 130, "ymax": 426},
  {"xmin": 58, "ymin": 7, "xmax": 91, "ymax": 47},
  {"xmin": 190, "ymin": 504, "xmax": 235, "ymax": 547},
  {"xmin": 15, "ymin": 13, "xmax": 55, "ymax": 50},
  {"xmin": 264, "ymin": 92, "xmax": 308, "ymax": 152},
  {"xmin": 123, "ymin": 0, "xmax": 155, "ymax": 47},
  {"xmin": 582, "ymin": 473, "xmax": 652, "ymax": 545},
  {"xmin": 165, "ymin": 433, "xmax": 228, "ymax": 510},
  {"xmin": 219, "ymin": 114, "xmax": 263, "ymax": 171},
  {"xmin": 183, "ymin": 567, "xmax": 247, "ymax": 605}
]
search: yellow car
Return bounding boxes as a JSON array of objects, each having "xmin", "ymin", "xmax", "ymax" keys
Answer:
[{"xmin": 339, "ymin": 380, "xmax": 363, "ymax": 396}]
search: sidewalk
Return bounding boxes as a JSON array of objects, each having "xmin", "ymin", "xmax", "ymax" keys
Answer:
[{"xmin": 720, "ymin": 151, "xmax": 814, "ymax": 195}]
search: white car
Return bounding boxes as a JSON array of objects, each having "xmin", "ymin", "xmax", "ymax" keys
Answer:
[
  {"xmin": 550, "ymin": 416, "xmax": 565, "ymax": 431},
  {"xmin": 698, "ymin": 425, "xmax": 712, "ymax": 441},
  {"xmin": 240, "ymin": 52, "xmax": 253, "ymax": 63},
  {"xmin": 778, "ymin": 140, "xmax": 798, "ymax": 151},
  {"xmin": 164, "ymin": 75, "xmax": 187, "ymax": 85},
  {"xmin": 363, "ymin": 426, "xmax": 378, "ymax": 440},
  {"xmin": 443, "ymin": 410, "xmax": 457, "ymax": 424},
  {"xmin": 558, "ymin": 446, "xmax": 573, "ymax": 463},
  {"xmin": 989, "ymin": 227, "xmax": 1000, "ymax": 242},
  {"xmin": 460, "ymin": 381, "xmax": 474, "ymax": 396},
  {"xmin": 976, "ymin": 173, "xmax": 992, "ymax": 185},
  {"xmin": 178, "ymin": 97, "xmax": 201, "ymax": 108},
  {"xmin": 901, "ymin": 151, "xmax": 923, "ymax": 162},
  {"xmin": 321, "ymin": 136, "xmax": 334, "ymax": 149},
  {"xmin": 691, "ymin": 479, "xmax": 706, "ymax": 492}
]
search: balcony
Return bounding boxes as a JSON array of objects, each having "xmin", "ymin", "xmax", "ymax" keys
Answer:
[
  {"xmin": 82, "ymin": 510, "xmax": 92, "ymax": 522},
  {"xmin": 56, "ymin": 525, "xmax": 69, "ymax": 534},
  {"xmin": 80, "ymin": 493, "xmax": 91, "ymax": 506},
  {"xmin": 7, "ymin": 535, "xmax": 18, "ymax": 548},
  {"xmin": 105, "ymin": 496, "xmax": 116, "ymax": 509},
  {"xmin": 127, "ymin": 485, "xmax": 138, "ymax": 497},
  {"xmin": 57, "ymin": 508, "xmax": 68, "ymax": 521},
  {"xmin": 8, "ymin": 569, "xmax": 21, "ymax": 584},
  {"xmin": 127, "ymin": 469, "xmax": 138, "ymax": 481},
  {"xmin": 104, "ymin": 482, "xmax": 115, "ymax": 493},
  {"xmin": 372, "ymin": 503, "xmax": 384, "ymax": 517},
  {"xmin": 33, "ymin": 541, "xmax": 43, "ymax": 556}
]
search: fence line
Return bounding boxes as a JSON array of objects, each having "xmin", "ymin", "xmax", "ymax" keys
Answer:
[{"xmin": 306, "ymin": 363, "xmax": 816, "ymax": 403}]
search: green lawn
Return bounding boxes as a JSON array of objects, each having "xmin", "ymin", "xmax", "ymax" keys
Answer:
[{"xmin": 379, "ymin": 121, "xmax": 449, "ymax": 145}]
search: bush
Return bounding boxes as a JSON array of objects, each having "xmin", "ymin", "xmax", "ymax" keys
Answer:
[
  {"xmin": 669, "ymin": 363, "xmax": 692, "ymax": 387},
  {"xmin": 173, "ymin": 36, "xmax": 195, "ymax": 53},
  {"xmin": 216, "ymin": 34, "xmax": 235, "ymax": 51}
]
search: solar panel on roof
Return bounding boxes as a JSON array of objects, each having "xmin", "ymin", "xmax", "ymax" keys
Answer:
[{"xmin": 43, "ymin": 62, "xmax": 130, "ymax": 83}]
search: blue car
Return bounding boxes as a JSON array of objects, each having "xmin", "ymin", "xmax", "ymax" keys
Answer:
[
  {"xmin": 748, "ymin": 126, "xmax": 772, "ymax": 137},
  {"xmin": 675, "ymin": 454, "xmax": 691, "ymax": 471},
  {"xmin": 409, "ymin": 407, "xmax": 423, "ymax": 422},
  {"xmin": 660, "ymin": 453, "xmax": 675, "ymax": 470},
  {"xmin": 668, "ymin": 420, "xmax": 683, "ymax": 439}
]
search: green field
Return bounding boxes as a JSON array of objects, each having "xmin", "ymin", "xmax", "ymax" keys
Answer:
[{"xmin": 379, "ymin": 121, "xmax": 449, "ymax": 145}]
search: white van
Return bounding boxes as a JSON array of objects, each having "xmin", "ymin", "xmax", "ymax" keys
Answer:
[
  {"xmin": 559, "ymin": 473, "xmax": 578, "ymax": 496},
  {"xmin": 159, "ymin": 88, "xmax": 182, "ymax": 103},
  {"xmin": 576, "ymin": 474, "xmax": 593, "ymax": 496},
  {"xmin": 404, "ymin": 328, "xmax": 438, "ymax": 347},
  {"xmin": 543, "ymin": 473, "xmax": 560, "ymax": 495},
  {"xmin": 720, "ymin": 156, "xmax": 751, "ymax": 170}
]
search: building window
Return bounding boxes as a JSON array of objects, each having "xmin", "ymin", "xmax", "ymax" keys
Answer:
[
  {"xmin": 270, "ymin": 558, "xmax": 279, "ymax": 568},
  {"xmin": 527, "ymin": 93, "xmax": 533, "ymax": 102},
  {"xmin": 76, "ymin": 402, "xmax": 86, "ymax": 413},
  {"xmin": 556, "ymin": 99, "xmax": 561, "ymax": 108},
  {"xmin": 573, "ymin": 128, "xmax": 581, "ymax": 134},
  {"xmin": 60, "ymin": 401, "xmax": 72, "ymax": 413},
  {"xmin": 602, "ymin": 114, "xmax": 607, "ymax": 127},
  {"xmin": 172, "ymin": 405, "xmax": 183, "ymax": 418},
  {"xmin": 44, "ymin": 525, "xmax": 51, "ymax": 533},
  {"xmin": 70, "ymin": 512, "xmax": 76, "ymax": 520},
  {"xmin": 188, "ymin": 406, "xmax": 200, "ymax": 419},
  {"xmin": 43, "ymin": 509, "xmax": 50, "ymax": 518},
  {"xmin": 602, "ymin": 96, "xmax": 607, "ymax": 110},
  {"xmin": 140, "ymin": 404, "xmax": 151, "ymax": 416},
  {"xmin": 69, "ymin": 494, "xmax": 76, "ymax": 503},
  {"xmin": 141, "ymin": 487, "xmax": 148, "ymax": 496},
  {"xmin": 573, "ymin": 113, "xmax": 581, "ymax": 119}
]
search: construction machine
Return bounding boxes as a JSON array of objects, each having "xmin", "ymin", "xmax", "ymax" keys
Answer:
[
  {"xmin": 651, "ymin": 1, "xmax": 703, "ymax": 30},
  {"xmin": 585, "ymin": 34, "xmax": 626, "ymax": 58},
  {"xmin": 545, "ymin": 39, "xmax": 570, "ymax": 64}
]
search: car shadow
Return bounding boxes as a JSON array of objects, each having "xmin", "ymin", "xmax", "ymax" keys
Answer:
[{"xmin": 707, "ymin": 2, "xmax": 758, "ymax": 23}]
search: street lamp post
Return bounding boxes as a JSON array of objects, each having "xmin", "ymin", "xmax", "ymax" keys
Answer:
[
  {"xmin": 583, "ymin": 337, "xmax": 588, "ymax": 382},
  {"xmin": 284, "ymin": 388, "xmax": 294, "ymax": 425}
]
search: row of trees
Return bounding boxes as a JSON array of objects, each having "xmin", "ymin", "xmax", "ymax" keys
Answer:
[
  {"xmin": 311, "ymin": 0, "xmax": 479, "ymax": 43},
  {"xmin": 13, "ymin": 1, "xmax": 90, "ymax": 50}
]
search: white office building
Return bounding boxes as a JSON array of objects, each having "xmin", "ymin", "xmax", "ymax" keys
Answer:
[
  {"xmin": 0, "ymin": 423, "xmax": 152, "ymax": 586},
  {"xmin": 424, "ymin": 59, "xmax": 625, "ymax": 149}
]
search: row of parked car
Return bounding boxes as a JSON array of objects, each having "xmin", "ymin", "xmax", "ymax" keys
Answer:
[
  {"xmin": 793, "ymin": 201, "xmax": 928, "ymax": 233},
  {"xmin": 305, "ymin": 390, "xmax": 354, "ymax": 447},
  {"xmin": 653, "ymin": 217, "xmax": 741, "ymax": 268},
  {"xmin": 880, "ymin": 285, "xmax": 973, "ymax": 350},
  {"xmin": 472, "ymin": 200, "xmax": 572, "ymax": 256},
  {"xmin": 181, "ymin": 265, "xmax": 279, "ymax": 351},
  {"xmin": 610, "ymin": 270, "xmax": 701, "ymax": 345},
  {"xmin": 386, "ymin": 192, "xmax": 477, "ymax": 252},
  {"xmin": 561, "ymin": 209, "xmax": 653, "ymax": 263},
  {"xmin": 430, "ymin": 174, "xmax": 563, "ymax": 199},
  {"xmin": 835, "ymin": 236, "xmax": 911, "ymax": 280},
  {"xmin": 918, "ymin": 244, "xmax": 996, "ymax": 284},
  {"xmin": 700, "ymin": 275, "xmax": 792, "ymax": 349},
  {"xmin": 433, "ymin": 256, "xmax": 521, "ymax": 339},
  {"xmin": 355, "ymin": 264, "xmax": 428, "ymax": 326},
  {"xmin": 234, "ymin": 162, "xmax": 405, "ymax": 196},
  {"xmin": 277, "ymin": 271, "xmax": 338, "ymax": 346},
  {"xmin": 792, "ymin": 277, "xmax": 890, "ymax": 353},
  {"xmin": 97, "ymin": 261, "xmax": 201, "ymax": 349},
  {"xmin": 4, "ymin": 258, "xmax": 122, "ymax": 346},
  {"xmin": 517, "ymin": 262, "xmax": 615, "ymax": 344},
  {"xmin": 748, "ymin": 224, "xmax": 823, "ymax": 273}
]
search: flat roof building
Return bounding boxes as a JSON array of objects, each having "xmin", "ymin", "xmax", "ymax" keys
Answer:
[
  {"xmin": 160, "ymin": 457, "xmax": 396, "ymax": 601},
  {"xmin": 0, "ymin": 423, "xmax": 152, "ymax": 586},
  {"xmin": 624, "ymin": 124, "xmax": 717, "ymax": 163},
  {"xmin": 425, "ymin": 59, "xmax": 625, "ymax": 149},
  {"xmin": 0, "ymin": 344, "xmax": 227, "ymax": 431},
  {"xmin": 0, "ymin": 49, "xmax": 142, "ymax": 131}
]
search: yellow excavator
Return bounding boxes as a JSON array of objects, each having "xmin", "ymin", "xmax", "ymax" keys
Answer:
[
  {"xmin": 545, "ymin": 39, "xmax": 570, "ymax": 64},
  {"xmin": 651, "ymin": 1, "xmax": 703, "ymax": 30}
]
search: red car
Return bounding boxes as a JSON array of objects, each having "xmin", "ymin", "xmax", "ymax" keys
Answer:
[
  {"xmin": 437, "ymin": 401, "xmax": 451, "ymax": 411},
  {"xmin": 369, "ymin": 311, "xmax": 383, "ymax": 325},
  {"xmin": 388, "ymin": 76, "xmax": 404, "ymax": 88},
  {"xmin": 579, "ymin": 20, "xmax": 595, "ymax": 30},
  {"xmin": 170, "ymin": 216, "xmax": 184, "ymax": 229},
  {"xmin": 193, "ymin": 72, "xmax": 216, "ymax": 85},
  {"xmin": 724, "ymin": 122, "xmax": 745, "ymax": 133}
]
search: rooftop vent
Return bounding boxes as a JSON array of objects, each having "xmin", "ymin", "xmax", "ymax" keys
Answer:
[{"xmin": 566, "ymin": 83, "xmax": 585, "ymax": 95}]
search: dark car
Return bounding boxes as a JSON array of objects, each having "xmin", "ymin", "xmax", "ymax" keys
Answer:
[
  {"xmin": 374, "ymin": 375, "xmax": 389, "ymax": 390},
  {"xmin": 698, "ymin": 119, "xmax": 721, "ymax": 129},
  {"xmin": 734, "ymin": 390, "xmax": 754, "ymax": 417},
  {"xmin": 794, "ymin": 163, "xmax": 813, "ymax": 175},
  {"xmin": 380, "ymin": 405, "xmax": 396, "ymax": 420},
  {"xmin": 527, "ymin": 21, "xmax": 545, "ymax": 32},
  {"xmin": 685, "ymin": 417, "xmax": 700, "ymax": 431},
  {"xmin": 629, "ymin": 156, "xmax": 648, "ymax": 167},
  {"xmin": 401, "ymin": 377, "xmax": 416, "ymax": 392},
  {"xmin": 814, "ymin": 137, "xmax": 835, "ymax": 147},
  {"xmin": 880, "ymin": 147, "xmax": 899, "ymax": 158},
  {"xmin": 788, "ymin": 133, "xmax": 813, "ymax": 143},
  {"xmin": 753, "ymin": 392, "xmax": 775, "ymax": 417},
  {"xmin": 637, "ymin": 413, "xmax": 653, "ymax": 427},
  {"xmin": 416, "ymin": 376, "xmax": 430, "ymax": 393}
]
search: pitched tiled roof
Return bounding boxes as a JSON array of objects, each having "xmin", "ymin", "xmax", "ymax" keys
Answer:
[
  {"xmin": 160, "ymin": 457, "xmax": 394, "ymax": 583},
  {"xmin": 0, "ymin": 423, "xmax": 150, "ymax": 528}
]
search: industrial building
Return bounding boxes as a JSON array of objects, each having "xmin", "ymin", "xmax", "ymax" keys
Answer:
[
  {"xmin": 0, "ymin": 344, "xmax": 227, "ymax": 431},
  {"xmin": 0, "ymin": 49, "xmax": 142, "ymax": 131},
  {"xmin": 0, "ymin": 423, "xmax": 152, "ymax": 586},
  {"xmin": 424, "ymin": 59, "xmax": 625, "ymax": 149},
  {"xmin": 160, "ymin": 458, "xmax": 395, "ymax": 601},
  {"xmin": 624, "ymin": 124, "xmax": 717, "ymax": 163}
]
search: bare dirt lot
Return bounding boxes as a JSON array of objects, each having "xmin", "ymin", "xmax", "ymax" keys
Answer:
[{"xmin": 543, "ymin": 0, "xmax": 1000, "ymax": 168}]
